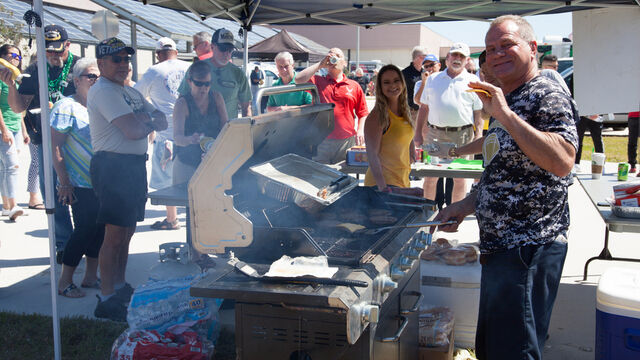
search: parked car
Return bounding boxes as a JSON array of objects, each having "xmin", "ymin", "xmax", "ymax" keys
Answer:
[{"xmin": 561, "ymin": 65, "xmax": 628, "ymax": 129}]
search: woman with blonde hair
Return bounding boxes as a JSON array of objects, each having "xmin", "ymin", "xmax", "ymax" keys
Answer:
[{"xmin": 364, "ymin": 64, "xmax": 415, "ymax": 192}]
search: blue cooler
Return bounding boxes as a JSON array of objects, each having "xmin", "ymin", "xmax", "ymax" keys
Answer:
[{"xmin": 596, "ymin": 267, "xmax": 640, "ymax": 360}]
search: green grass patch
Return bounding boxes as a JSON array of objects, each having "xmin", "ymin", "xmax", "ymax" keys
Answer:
[
  {"xmin": 0, "ymin": 312, "xmax": 127, "ymax": 360},
  {"xmin": 581, "ymin": 135, "xmax": 630, "ymax": 163}
]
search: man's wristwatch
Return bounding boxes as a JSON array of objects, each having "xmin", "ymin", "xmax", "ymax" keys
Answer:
[{"xmin": 448, "ymin": 146, "xmax": 459, "ymax": 157}]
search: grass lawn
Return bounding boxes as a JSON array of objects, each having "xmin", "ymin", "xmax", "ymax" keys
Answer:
[
  {"xmin": 0, "ymin": 312, "xmax": 127, "ymax": 360},
  {"xmin": 580, "ymin": 135, "xmax": 629, "ymax": 163}
]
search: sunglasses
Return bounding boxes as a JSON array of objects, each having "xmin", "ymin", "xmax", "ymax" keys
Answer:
[
  {"xmin": 422, "ymin": 63, "xmax": 437, "ymax": 70},
  {"xmin": 110, "ymin": 55, "xmax": 132, "ymax": 64},
  {"xmin": 216, "ymin": 44, "xmax": 234, "ymax": 53},
  {"xmin": 190, "ymin": 78, "xmax": 211, "ymax": 87},
  {"xmin": 80, "ymin": 73, "xmax": 99, "ymax": 81},
  {"xmin": 9, "ymin": 53, "xmax": 22, "ymax": 61}
]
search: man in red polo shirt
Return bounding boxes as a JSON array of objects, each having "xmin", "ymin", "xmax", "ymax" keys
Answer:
[{"xmin": 296, "ymin": 48, "xmax": 368, "ymax": 164}]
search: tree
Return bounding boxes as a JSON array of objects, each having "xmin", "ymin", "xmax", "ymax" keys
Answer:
[{"xmin": 0, "ymin": 4, "xmax": 27, "ymax": 49}]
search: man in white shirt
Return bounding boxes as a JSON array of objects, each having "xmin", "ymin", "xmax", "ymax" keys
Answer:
[
  {"xmin": 414, "ymin": 43, "xmax": 483, "ymax": 202},
  {"xmin": 135, "ymin": 37, "xmax": 190, "ymax": 230},
  {"xmin": 88, "ymin": 37, "xmax": 167, "ymax": 322}
]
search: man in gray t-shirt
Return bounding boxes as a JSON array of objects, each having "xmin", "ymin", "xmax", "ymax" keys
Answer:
[{"xmin": 88, "ymin": 38, "xmax": 167, "ymax": 322}]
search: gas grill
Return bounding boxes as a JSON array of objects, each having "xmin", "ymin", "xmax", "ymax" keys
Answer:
[{"xmin": 179, "ymin": 85, "xmax": 436, "ymax": 359}]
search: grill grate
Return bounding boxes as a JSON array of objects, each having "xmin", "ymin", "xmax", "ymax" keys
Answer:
[{"xmin": 249, "ymin": 326, "xmax": 348, "ymax": 347}]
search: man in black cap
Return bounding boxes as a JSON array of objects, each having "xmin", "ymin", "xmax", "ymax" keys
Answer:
[
  {"xmin": 88, "ymin": 37, "xmax": 167, "ymax": 321},
  {"xmin": 178, "ymin": 28, "xmax": 252, "ymax": 119},
  {"xmin": 0, "ymin": 24, "xmax": 75, "ymax": 260}
]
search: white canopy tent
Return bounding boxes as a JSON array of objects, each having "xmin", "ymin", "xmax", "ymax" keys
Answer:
[{"xmin": 26, "ymin": 0, "xmax": 638, "ymax": 359}]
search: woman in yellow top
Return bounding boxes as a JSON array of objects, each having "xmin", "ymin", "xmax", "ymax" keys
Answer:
[{"xmin": 364, "ymin": 65, "xmax": 415, "ymax": 191}]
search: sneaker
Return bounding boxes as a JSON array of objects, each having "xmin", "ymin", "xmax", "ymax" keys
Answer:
[
  {"xmin": 630, "ymin": 166, "xmax": 637, "ymax": 174},
  {"xmin": 94, "ymin": 295, "xmax": 127, "ymax": 322},
  {"xmin": 114, "ymin": 283, "xmax": 135, "ymax": 304},
  {"xmin": 8, "ymin": 206, "xmax": 24, "ymax": 221},
  {"xmin": 1, "ymin": 208, "xmax": 9, "ymax": 216}
]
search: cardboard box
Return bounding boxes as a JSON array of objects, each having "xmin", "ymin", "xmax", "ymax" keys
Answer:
[
  {"xmin": 346, "ymin": 146, "xmax": 368, "ymax": 166},
  {"xmin": 419, "ymin": 329, "xmax": 454, "ymax": 360}
]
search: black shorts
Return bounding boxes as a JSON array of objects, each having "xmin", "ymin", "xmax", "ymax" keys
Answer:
[{"xmin": 90, "ymin": 151, "xmax": 148, "ymax": 227}]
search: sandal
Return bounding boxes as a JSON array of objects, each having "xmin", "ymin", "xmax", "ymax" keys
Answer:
[
  {"xmin": 81, "ymin": 279, "xmax": 101, "ymax": 289},
  {"xmin": 150, "ymin": 218, "xmax": 180, "ymax": 230},
  {"xmin": 58, "ymin": 283, "xmax": 85, "ymax": 298},
  {"xmin": 28, "ymin": 203, "xmax": 45, "ymax": 210}
]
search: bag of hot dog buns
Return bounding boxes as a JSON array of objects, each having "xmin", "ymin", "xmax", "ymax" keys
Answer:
[{"xmin": 421, "ymin": 238, "xmax": 479, "ymax": 265}]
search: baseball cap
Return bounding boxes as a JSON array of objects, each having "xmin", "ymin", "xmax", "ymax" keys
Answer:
[
  {"xmin": 449, "ymin": 42, "xmax": 470, "ymax": 57},
  {"xmin": 155, "ymin": 37, "xmax": 177, "ymax": 51},
  {"xmin": 422, "ymin": 54, "xmax": 439, "ymax": 64},
  {"xmin": 211, "ymin": 28, "xmax": 236, "ymax": 52},
  {"xmin": 96, "ymin": 37, "xmax": 135, "ymax": 59},
  {"xmin": 44, "ymin": 25, "xmax": 68, "ymax": 52}
]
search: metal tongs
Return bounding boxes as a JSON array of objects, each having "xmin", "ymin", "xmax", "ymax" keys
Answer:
[
  {"xmin": 355, "ymin": 220, "xmax": 458, "ymax": 235},
  {"xmin": 228, "ymin": 253, "xmax": 368, "ymax": 288}
]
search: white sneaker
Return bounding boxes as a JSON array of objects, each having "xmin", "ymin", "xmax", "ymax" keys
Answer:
[
  {"xmin": 1, "ymin": 208, "xmax": 9, "ymax": 216},
  {"xmin": 8, "ymin": 206, "xmax": 24, "ymax": 221}
]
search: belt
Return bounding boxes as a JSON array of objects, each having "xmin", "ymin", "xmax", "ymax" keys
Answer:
[{"xmin": 428, "ymin": 123, "xmax": 473, "ymax": 132}]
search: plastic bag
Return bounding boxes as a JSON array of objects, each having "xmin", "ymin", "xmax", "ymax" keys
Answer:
[
  {"xmin": 419, "ymin": 306, "xmax": 454, "ymax": 347},
  {"xmin": 127, "ymin": 273, "xmax": 222, "ymax": 333},
  {"xmin": 421, "ymin": 238, "xmax": 479, "ymax": 265},
  {"xmin": 110, "ymin": 328, "xmax": 213, "ymax": 360}
]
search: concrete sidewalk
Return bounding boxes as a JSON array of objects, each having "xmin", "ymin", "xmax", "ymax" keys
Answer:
[{"xmin": 1, "ymin": 143, "xmax": 640, "ymax": 359}]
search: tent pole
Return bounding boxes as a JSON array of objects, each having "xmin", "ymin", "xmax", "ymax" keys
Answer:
[
  {"xmin": 243, "ymin": 27, "xmax": 249, "ymax": 74},
  {"xmin": 33, "ymin": 0, "xmax": 62, "ymax": 359},
  {"xmin": 356, "ymin": 26, "xmax": 360, "ymax": 71},
  {"xmin": 130, "ymin": 21, "xmax": 138, "ymax": 82}
]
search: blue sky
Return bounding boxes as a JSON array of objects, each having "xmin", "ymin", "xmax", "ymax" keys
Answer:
[{"xmin": 423, "ymin": 13, "xmax": 573, "ymax": 46}]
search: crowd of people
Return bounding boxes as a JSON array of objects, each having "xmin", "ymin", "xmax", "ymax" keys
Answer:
[{"xmin": 0, "ymin": 15, "xmax": 639, "ymax": 358}]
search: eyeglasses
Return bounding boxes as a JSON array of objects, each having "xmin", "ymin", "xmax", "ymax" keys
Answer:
[
  {"xmin": 190, "ymin": 78, "xmax": 211, "ymax": 87},
  {"xmin": 110, "ymin": 55, "xmax": 132, "ymax": 64},
  {"xmin": 422, "ymin": 63, "xmax": 437, "ymax": 70},
  {"xmin": 9, "ymin": 53, "xmax": 22, "ymax": 61},
  {"xmin": 80, "ymin": 73, "xmax": 99, "ymax": 81}
]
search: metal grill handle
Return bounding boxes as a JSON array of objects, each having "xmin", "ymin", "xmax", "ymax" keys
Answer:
[
  {"xmin": 255, "ymin": 83, "xmax": 320, "ymax": 115},
  {"xmin": 400, "ymin": 290, "xmax": 423, "ymax": 315},
  {"xmin": 380, "ymin": 315, "xmax": 409, "ymax": 343}
]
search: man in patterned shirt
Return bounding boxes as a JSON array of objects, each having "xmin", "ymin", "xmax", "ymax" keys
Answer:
[{"xmin": 433, "ymin": 15, "xmax": 578, "ymax": 359}]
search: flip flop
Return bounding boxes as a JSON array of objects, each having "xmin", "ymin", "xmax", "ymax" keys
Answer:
[
  {"xmin": 58, "ymin": 283, "xmax": 85, "ymax": 298},
  {"xmin": 81, "ymin": 279, "xmax": 101, "ymax": 289},
  {"xmin": 28, "ymin": 203, "xmax": 45, "ymax": 210}
]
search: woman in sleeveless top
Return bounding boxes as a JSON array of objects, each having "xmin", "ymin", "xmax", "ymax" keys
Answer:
[
  {"xmin": 172, "ymin": 60, "xmax": 228, "ymax": 184},
  {"xmin": 364, "ymin": 64, "xmax": 415, "ymax": 191}
]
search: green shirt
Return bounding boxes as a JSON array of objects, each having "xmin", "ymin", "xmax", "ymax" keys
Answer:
[
  {"xmin": 178, "ymin": 62, "xmax": 251, "ymax": 120},
  {"xmin": 266, "ymin": 73, "xmax": 313, "ymax": 108},
  {"xmin": 0, "ymin": 80, "xmax": 21, "ymax": 133}
]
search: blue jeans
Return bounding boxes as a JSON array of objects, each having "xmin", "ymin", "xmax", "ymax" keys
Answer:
[
  {"xmin": 37, "ymin": 144, "xmax": 72, "ymax": 250},
  {"xmin": 0, "ymin": 131, "xmax": 20, "ymax": 200},
  {"xmin": 475, "ymin": 236, "xmax": 568, "ymax": 360}
]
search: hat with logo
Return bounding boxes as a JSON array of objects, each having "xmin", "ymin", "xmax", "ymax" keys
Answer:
[
  {"xmin": 155, "ymin": 37, "xmax": 177, "ymax": 51},
  {"xmin": 422, "ymin": 54, "xmax": 439, "ymax": 64},
  {"xmin": 96, "ymin": 37, "xmax": 135, "ymax": 59},
  {"xmin": 449, "ymin": 42, "xmax": 470, "ymax": 57},
  {"xmin": 211, "ymin": 28, "xmax": 236, "ymax": 52},
  {"xmin": 44, "ymin": 25, "xmax": 68, "ymax": 52}
]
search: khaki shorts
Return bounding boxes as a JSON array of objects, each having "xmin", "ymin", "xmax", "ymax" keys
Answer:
[
  {"xmin": 425, "ymin": 125, "xmax": 475, "ymax": 159},
  {"xmin": 313, "ymin": 137, "xmax": 356, "ymax": 165}
]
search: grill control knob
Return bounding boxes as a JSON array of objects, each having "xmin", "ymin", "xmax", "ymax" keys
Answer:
[
  {"xmin": 390, "ymin": 264, "xmax": 405, "ymax": 281},
  {"xmin": 414, "ymin": 231, "xmax": 429, "ymax": 248},
  {"xmin": 404, "ymin": 247, "xmax": 420, "ymax": 259},
  {"xmin": 398, "ymin": 256, "xmax": 413, "ymax": 270},
  {"xmin": 361, "ymin": 304, "xmax": 380, "ymax": 324},
  {"xmin": 375, "ymin": 274, "xmax": 398, "ymax": 294}
]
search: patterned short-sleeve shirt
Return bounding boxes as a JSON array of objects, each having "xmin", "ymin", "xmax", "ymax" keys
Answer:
[{"xmin": 475, "ymin": 75, "xmax": 579, "ymax": 253}]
